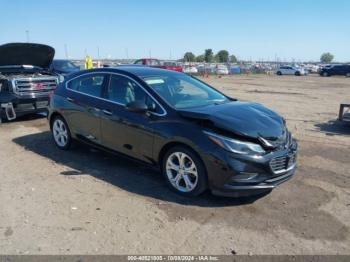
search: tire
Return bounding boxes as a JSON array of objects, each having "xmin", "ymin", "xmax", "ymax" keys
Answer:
[
  {"xmin": 162, "ymin": 146, "xmax": 207, "ymax": 196},
  {"xmin": 346, "ymin": 73, "xmax": 350, "ymax": 77},
  {"xmin": 277, "ymin": 71, "xmax": 282, "ymax": 76},
  {"xmin": 322, "ymin": 72, "xmax": 329, "ymax": 77},
  {"xmin": 295, "ymin": 71, "xmax": 301, "ymax": 76},
  {"xmin": 51, "ymin": 115, "xmax": 72, "ymax": 150}
]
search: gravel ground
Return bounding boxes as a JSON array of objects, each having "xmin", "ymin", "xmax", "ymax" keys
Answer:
[{"xmin": 0, "ymin": 74, "xmax": 349, "ymax": 255}]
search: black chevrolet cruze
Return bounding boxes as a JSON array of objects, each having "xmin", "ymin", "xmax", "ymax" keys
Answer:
[{"xmin": 48, "ymin": 66, "xmax": 297, "ymax": 197}]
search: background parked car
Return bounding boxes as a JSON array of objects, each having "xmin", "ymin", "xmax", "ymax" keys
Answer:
[
  {"xmin": 216, "ymin": 64, "xmax": 229, "ymax": 75},
  {"xmin": 319, "ymin": 64, "xmax": 350, "ymax": 77},
  {"xmin": 183, "ymin": 65, "xmax": 198, "ymax": 74},
  {"xmin": 197, "ymin": 64, "xmax": 216, "ymax": 75},
  {"xmin": 50, "ymin": 59, "xmax": 80, "ymax": 76},
  {"xmin": 229, "ymin": 65, "xmax": 241, "ymax": 74},
  {"xmin": 276, "ymin": 66, "xmax": 305, "ymax": 76},
  {"xmin": 134, "ymin": 58, "xmax": 183, "ymax": 72}
]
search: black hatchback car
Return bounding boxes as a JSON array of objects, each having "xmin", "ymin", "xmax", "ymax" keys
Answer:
[{"xmin": 48, "ymin": 66, "xmax": 297, "ymax": 197}]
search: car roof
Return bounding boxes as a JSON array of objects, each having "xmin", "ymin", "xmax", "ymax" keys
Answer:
[
  {"xmin": 53, "ymin": 59, "xmax": 73, "ymax": 63},
  {"xmin": 88, "ymin": 65, "xmax": 182, "ymax": 78}
]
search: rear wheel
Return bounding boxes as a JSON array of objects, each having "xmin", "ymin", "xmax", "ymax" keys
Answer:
[
  {"xmin": 277, "ymin": 71, "xmax": 282, "ymax": 75},
  {"xmin": 162, "ymin": 146, "xmax": 207, "ymax": 196},
  {"xmin": 322, "ymin": 72, "xmax": 329, "ymax": 77},
  {"xmin": 346, "ymin": 73, "xmax": 350, "ymax": 77},
  {"xmin": 51, "ymin": 116, "xmax": 72, "ymax": 150}
]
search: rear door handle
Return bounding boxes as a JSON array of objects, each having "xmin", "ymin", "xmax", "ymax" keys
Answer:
[
  {"xmin": 102, "ymin": 109, "xmax": 112, "ymax": 116},
  {"xmin": 88, "ymin": 107, "xmax": 101, "ymax": 112}
]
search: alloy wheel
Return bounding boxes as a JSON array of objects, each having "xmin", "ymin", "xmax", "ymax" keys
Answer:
[
  {"xmin": 53, "ymin": 119, "xmax": 69, "ymax": 147},
  {"xmin": 165, "ymin": 152, "xmax": 198, "ymax": 192}
]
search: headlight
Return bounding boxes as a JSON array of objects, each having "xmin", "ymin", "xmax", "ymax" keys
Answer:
[
  {"xmin": 204, "ymin": 131, "xmax": 265, "ymax": 155},
  {"xmin": 58, "ymin": 74, "xmax": 65, "ymax": 83}
]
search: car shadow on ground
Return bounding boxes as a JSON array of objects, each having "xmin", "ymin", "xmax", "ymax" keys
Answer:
[
  {"xmin": 314, "ymin": 120, "xmax": 350, "ymax": 136},
  {"xmin": 13, "ymin": 131, "xmax": 269, "ymax": 207}
]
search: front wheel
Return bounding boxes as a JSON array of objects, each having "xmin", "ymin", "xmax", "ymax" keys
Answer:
[
  {"xmin": 162, "ymin": 146, "xmax": 207, "ymax": 196},
  {"xmin": 346, "ymin": 73, "xmax": 350, "ymax": 77},
  {"xmin": 322, "ymin": 72, "xmax": 329, "ymax": 77},
  {"xmin": 51, "ymin": 116, "xmax": 72, "ymax": 150},
  {"xmin": 295, "ymin": 71, "xmax": 301, "ymax": 76},
  {"xmin": 277, "ymin": 71, "xmax": 282, "ymax": 75}
]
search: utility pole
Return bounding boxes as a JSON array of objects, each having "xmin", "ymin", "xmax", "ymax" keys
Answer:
[
  {"xmin": 25, "ymin": 30, "xmax": 30, "ymax": 42},
  {"xmin": 97, "ymin": 46, "xmax": 100, "ymax": 60},
  {"xmin": 275, "ymin": 53, "xmax": 277, "ymax": 65},
  {"xmin": 149, "ymin": 49, "xmax": 152, "ymax": 58},
  {"xmin": 64, "ymin": 44, "xmax": 68, "ymax": 59},
  {"xmin": 125, "ymin": 48, "xmax": 129, "ymax": 60}
]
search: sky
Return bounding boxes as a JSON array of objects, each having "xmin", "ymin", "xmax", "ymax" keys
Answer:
[{"xmin": 1, "ymin": 0, "xmax": 349, "ymax": 62}]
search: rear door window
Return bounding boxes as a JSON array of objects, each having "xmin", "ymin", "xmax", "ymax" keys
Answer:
[{"xmin": 67, "ymin": 74, "xmax": 106, "ymax": 97}]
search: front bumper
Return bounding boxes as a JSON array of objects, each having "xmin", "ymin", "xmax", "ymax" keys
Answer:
[
  {"xmin": 0, "ymin": 93, "xmax": 49, "ymax": 120},
  {"xmin": 211, "ymin": 168, "xmax": 295, "ymax": 197},
  {"xmin": 204, "ymin": 140, "xmax": 298, "ymax": 197}
]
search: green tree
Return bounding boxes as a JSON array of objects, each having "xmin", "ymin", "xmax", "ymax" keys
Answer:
[
  {"xmin": 196, "ymin": 54, "xmax": 205, "ymax": 62},
  {"xmin": 230, "ymin": 54, "xmax": 238, "ymax": 63},
  {"xmin": 183, "ymin": 52, "xmax": 196, "ymax": 62},
  {"xmin": 204, "ymin": 49, "xmax": 214, "ymax": 63},
  {"xmin": 215, "ymin": 50, "xmax": 229, "ymax": 63},
  {"xmin": 320, "ymin": 52, "xmax": 334, "ymax": 63}
]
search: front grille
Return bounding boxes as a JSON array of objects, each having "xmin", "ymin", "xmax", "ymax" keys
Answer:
[
  {"xmin": 261, "ymin": 129, "xmax": 292, "ymax": 151},
  {"xmin": 270, "ymin": 153, "xmax": 296, "ymax": 174},
  {"xmin": 13, "ymin": 77, "xmax": 58, "ymax": 97}
]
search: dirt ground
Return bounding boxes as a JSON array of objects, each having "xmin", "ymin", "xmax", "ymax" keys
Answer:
[{"xmin": 0, "ymin": 74, "xmax": 349, "ymax": 255}]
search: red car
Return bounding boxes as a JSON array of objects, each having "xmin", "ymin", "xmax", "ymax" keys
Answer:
[{"xmin": 134, "ymin": 58, "xmax": 183, "ymax": 72}]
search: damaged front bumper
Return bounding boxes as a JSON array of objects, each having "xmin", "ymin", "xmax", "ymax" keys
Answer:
[{"xmin": 203, "ymin": 138, "xmax": 298, "ymax": 198}]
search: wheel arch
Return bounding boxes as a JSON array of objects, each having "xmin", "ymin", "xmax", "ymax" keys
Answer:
[
  {"xmin": 158, "ymin": 141, "xmax": 206, "ymax": 174},
  {"xmin": 158, "ymin": 140, "xmax": 209, "ymax": 195},
  {"xmin": 49, "ymin": 111, "xmax": 65, "ymax": 130}
]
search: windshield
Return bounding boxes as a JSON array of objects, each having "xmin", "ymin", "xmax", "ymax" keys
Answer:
[
  {"xmin": 143, "ymin": 74, "xmax": 229, "ymax": 109},
  {"xmin": 53, "ymin": 60, "xmax": 78, "ymax": 70}
]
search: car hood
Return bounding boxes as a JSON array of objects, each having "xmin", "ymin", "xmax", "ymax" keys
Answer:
[
  {"xmin": 178, "ymin": 101, "xmax": 285, "ymax": 140},
  {"xmin": 0, "ymin": 43, "xmax": 55, "ymax": 68}
]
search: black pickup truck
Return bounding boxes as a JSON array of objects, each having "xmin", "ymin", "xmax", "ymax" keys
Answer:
[{"xmin": 0, "ymin": 43, "xmax": 59, "ymax": 122}]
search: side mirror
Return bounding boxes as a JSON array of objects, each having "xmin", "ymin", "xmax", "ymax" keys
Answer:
[{"xmin": 126, "ymin": 100, "xmax": 148, "ymax": 114}]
